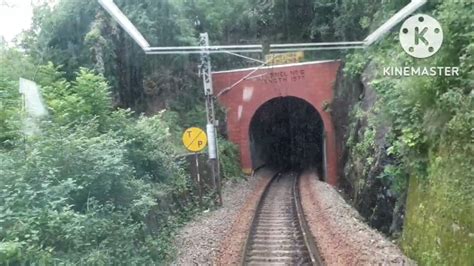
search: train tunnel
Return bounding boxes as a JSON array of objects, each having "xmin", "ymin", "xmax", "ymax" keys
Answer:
[{"xmin": 249, "ymin": 96, "xmax": 324, "ymax": 174}]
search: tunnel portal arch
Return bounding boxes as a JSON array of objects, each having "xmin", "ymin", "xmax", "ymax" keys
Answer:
[{"xmin": 213, "ymin": 61, "xmax": 340, "ymax": 185}]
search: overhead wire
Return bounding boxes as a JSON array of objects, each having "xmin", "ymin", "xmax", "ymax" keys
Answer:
[{"xmin": 215, "ymin": 60, "xmax": 270, "ymax": 98}]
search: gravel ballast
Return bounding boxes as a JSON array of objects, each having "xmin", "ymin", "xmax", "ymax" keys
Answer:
[
  {"xmin": 173, "ymin": 170, "xmax": 414, "ymax": 265},
  {"xmin": 300, "ymin": 172, "xmax": 415, "ymax": 265},
  {"xmin": 171, "ymin": 169, "xmax": 273, "ymax": 265}
]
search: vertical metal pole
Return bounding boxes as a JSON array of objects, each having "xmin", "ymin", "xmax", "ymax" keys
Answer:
[
  {"xmin": 199, "ymin": 33, "xmax": 222, "ymax": 206},
  {"xmin": 195, "ymin": 153, "xmax": 203, "ymax": 207}
]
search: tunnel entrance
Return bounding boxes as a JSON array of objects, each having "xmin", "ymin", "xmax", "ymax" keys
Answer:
[{"xmin": 249, "ymin": 96, "xmax": 324, "ymax": 174}]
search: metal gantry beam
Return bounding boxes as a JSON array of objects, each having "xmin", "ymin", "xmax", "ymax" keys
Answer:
[
  {"xmin": 146, "ymin": 44, "xmax": 263, "ymax": 55},
  {"xmin": 364, "ymin": 0, "xmax": 428, "ymax": 45},
  {"xmin": 98, "ymin": 0, "xmax": 427, "ymax": 56},
  {"xmin": 270, "ymin": 41, "xmax": 365, "ymax": 48},
  {"xmin": 98, "ymin": 0, "xmax": 150, "ymax": 50}
]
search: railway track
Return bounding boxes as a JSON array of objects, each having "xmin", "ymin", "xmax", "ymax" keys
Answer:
[{"xmin": 243, "ymin": 171, "xmax": 322, "ymax": 265}]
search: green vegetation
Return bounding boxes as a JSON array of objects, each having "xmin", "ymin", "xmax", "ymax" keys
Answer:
[
  {"xmin": 0, "ymin": 48, "xmax": 196, "ymax": 263},
  {"xmin": 0, "ymin": 0, "xmax": 472, "ymax": 264},
  {"xmin": 343, "ymin": 1, "xmax": 473, "ymax": 264},
  {"xmin": 0, "ymin": 37, "xmax": 245, "ymax": 264},
  {"xmin": 1, "ymin": 0, "xmax": 252, "ymax": 262}
]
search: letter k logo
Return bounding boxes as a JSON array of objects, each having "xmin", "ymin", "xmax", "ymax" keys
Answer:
[
  {"xmin": 399, "ymin": 14, "xmax": 443, "ymax": 59},
  {"xmin": 415, "ymin": 27, "xmax": 429, "ymax": 46}
]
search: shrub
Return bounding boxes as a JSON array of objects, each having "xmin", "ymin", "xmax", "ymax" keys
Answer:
[{"xmin": 0, "ymin": 63, "xmax": 196, "ymax": 264}]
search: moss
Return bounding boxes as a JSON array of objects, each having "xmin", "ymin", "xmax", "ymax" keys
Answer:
[{"xmin": 402, "ymin": 145, "xmax": 474, "ymax": 265}]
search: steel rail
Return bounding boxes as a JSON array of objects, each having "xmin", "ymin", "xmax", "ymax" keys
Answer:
[
  {"xmin": 240, "ymin": 170, "xmax": 281, "ymax": 265},
  {"xmin": 241, "ymin": 171, "xmax": 322, "ymax": 265},
  {"xmin": 293, "ymin": 172, "xmax": 323, "ymax": 265}
]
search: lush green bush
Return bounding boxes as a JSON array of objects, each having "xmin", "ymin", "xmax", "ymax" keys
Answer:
[
  {"xmin": 45, "ymin": 68, "xmax": 112, "ymax": 127},
  {"xmin": 0, "ymin": 77, "xmax": 21, "ymax": 148},
  {"xmin": 343, "ymin": 1, "xmax": 473, "ymax": 264},
  {"xmin": 0, "ymin": 53, "xmax": 198, "ymax": 264},
  {"xmin": 0, "ymin": 123, "xmax": 161, "ymax": 264}
]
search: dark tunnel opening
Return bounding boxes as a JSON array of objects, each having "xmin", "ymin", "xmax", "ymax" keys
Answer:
[{"xmin": 249, "ymin": 96, "xmax": 324, "ymax": 175}]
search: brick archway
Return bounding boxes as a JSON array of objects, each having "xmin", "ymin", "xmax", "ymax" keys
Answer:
[{"xmin": 213, "ymin": 61, "xmax": 341, "ymax": 185}]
